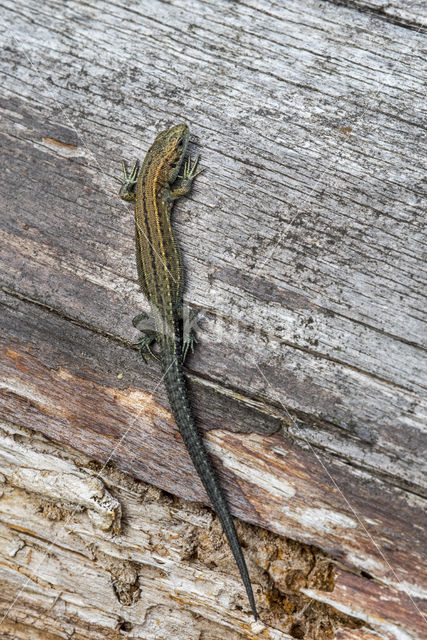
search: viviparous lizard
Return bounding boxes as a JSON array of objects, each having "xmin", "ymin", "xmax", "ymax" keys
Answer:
[{"xmin": 117, "ymin": 124, "xmax": 258, "ymax": 620}]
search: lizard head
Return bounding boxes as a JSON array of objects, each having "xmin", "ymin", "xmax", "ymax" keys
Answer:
[{"xmin": 157, "ymin": 123, "xmax": 190, "ymax": 182}]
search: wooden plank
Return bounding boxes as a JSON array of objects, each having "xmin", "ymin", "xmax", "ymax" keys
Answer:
[
  {"xmin": 0, "ymin": 0, "xmax": 425, "ymax": 636},
  {"xmin": 1, "ymin": 292, "xmax": 426, "ymax": 639},
  {"xmin": 0, "ymin": 109, "xmax": 425, "ymax": 493}
]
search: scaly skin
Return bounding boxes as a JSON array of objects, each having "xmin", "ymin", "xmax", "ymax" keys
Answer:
[{"xmin": 117, "ymin": 124, "xmax": 258, "ymax": 620}]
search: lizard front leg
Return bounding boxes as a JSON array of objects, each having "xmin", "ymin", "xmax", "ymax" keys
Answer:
[
  {"xmin": 115, "ymin": 160, "xmax": 139, "ymax": 201},
  {"xmin": 170, "ymin": 156, "xmax": 203, "ymax": 201}
]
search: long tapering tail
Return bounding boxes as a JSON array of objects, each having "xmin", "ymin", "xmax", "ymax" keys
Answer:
[{"xmin": 162, "ymin": 354, "xmax": 258, "ymax": 619}]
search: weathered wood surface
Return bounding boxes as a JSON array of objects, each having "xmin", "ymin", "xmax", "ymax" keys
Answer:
[
  {"xmin": 343, "ymin": 0, "xmax": 426, "ymax": 28},
  {"xmin": 0, "ymin": 421, "xmax": 363, "ymax": 639},
  {"xmin": 0, "ymin": 0, "xmax": 426, "ymax": 638}
]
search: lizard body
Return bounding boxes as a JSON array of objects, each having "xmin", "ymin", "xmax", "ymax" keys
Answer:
[{"xmin": 117, "ymin": 124, "xmax": 258, "ymax": 620}]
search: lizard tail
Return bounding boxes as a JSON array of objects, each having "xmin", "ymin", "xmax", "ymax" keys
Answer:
[{"xmin": 162, "ymin": 355, "xmax": 259, "ymax": 620}]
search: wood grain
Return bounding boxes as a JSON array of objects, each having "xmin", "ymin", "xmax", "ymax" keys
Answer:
[{"xmin": 0, "ymin": 0, "xmax": 425, "ymax": 637}]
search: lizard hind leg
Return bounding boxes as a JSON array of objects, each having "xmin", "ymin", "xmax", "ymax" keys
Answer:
[
  {"xmin": 182, "ymin": 307, "xmax": 200, "ymax": 362},
  {"xmin": 132, "ymin": 312, "xmax": 160, "ymax": 362}
]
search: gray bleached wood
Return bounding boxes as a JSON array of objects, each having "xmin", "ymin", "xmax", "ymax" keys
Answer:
[{"xmin": 0, "ymin": 0, "xmax": 425, "ymax": 637}]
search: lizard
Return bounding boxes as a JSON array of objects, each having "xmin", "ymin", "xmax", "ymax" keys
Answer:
[{"xmin": 116, "ymin": 123, "xmax": 258, "ymax": 620}]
